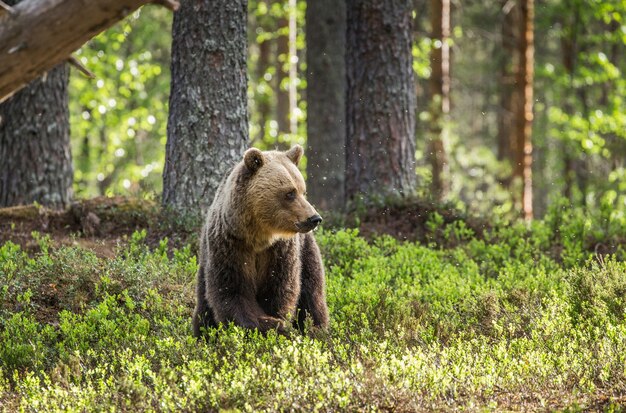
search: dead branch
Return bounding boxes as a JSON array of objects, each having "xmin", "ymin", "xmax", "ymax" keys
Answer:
[
  {"xmin": 68, "ymin": 56, "xmax": 95, "ymax": 79},
  {"xmin": 0, "ymin": 0, "xmax": 16, "ymax": 16}
]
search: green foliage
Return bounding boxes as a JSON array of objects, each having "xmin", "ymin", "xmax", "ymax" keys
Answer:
[
  {"xmin": 69, "ymin": 7, "xmax": 172, "ymax": 198},
  {"xmin": 248, "ymin": 0, "xmax": 307, "ymax": 151},
  {"xmin": 533, "ymin": 0, "xmax": 626, "ymax": 213},
  {"xmin": 567, "ymin": 258, "xmax": 626, "ymax": 323},
  {"xmin": 1, "ymin": 216, "xmax": 626, "ymax": 410},
  {"xmin": 0, "ymin": 313, "xmax": 57, "ymax": 374}
]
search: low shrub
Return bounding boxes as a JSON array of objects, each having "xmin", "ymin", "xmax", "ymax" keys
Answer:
[{"xmin": 0, "ymin": 221, "xmax": 625, "ymax": 411}]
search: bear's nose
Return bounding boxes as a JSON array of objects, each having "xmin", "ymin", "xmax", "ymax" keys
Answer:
[{"xmin": 307, "ymin": 214, "xmax": 323, "ymax": 227}]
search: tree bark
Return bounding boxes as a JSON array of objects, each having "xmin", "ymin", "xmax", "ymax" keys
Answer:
[
  {"xmin": 0, "ymin": 64, "xmax": 73, "ymax": 209},
  {"xmin": 0, "ymin": 0, "xmax": 177, "ymax": 102},
  {"xmin": 497, "ymin": 0, "xmax": 520, "ymax": 167},
  {"xmin": 516, "ymin": 0, "xmax": 534, "ymax": 220},
  {"xmin": 498, "ymin": 0, "xmax": 534, "ymax": 220},
  {"xmin": 305, "ymin": 0, "xmax": 346, "ymax": 211},
  {"xmin": 560, "ymin": 4, "xmax": 579, "ymax": 202},
  {"xmin": 163, "ymin": 0, "xmax": 249, "ymax": 216},
  {"xmin": 345, "ymin": 0, "xmax": 417, "ymax": 203},
  {"xmin": 428, "ymin": 0, "xmax": 450, "ymax": 201}
]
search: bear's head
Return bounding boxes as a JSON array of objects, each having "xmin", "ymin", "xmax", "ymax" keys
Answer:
[{"xmin": 242, "ymin": 145, "xmax": 322, "ymax": 239}]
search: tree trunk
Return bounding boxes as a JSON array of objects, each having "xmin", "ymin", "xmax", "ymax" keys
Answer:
[
  {"xmin": 163, "ymin": 0, "xmax": 248, "ymax": 216},
  {"xmin": 0, "ymin": 0, "xmax": 177, "ymax": 102},
  {"xmin": 305, "ymin": 0, "xmax": 346, "ymax": 211},
  {"xmin": 498, "ymin": 0, "xmax": 533, "ymax": 219},
  {"xmin": 497, "ymin": 0, "xmax": 519, "ymax": 167},
  {"xmin": 0, "ymin": 63, "xmax": 73, "ymax": 209},
  {"xmin": 345, "ymin": 0, "xmax": 417, "ymax": 203},
  {"xmin": 428, "ymin": 0, "xmax": 450, "ymax": 201},
  {"xmin": 560, "ymin": 3, "xmax": 593, "ymax": 207},
  {"xmin": 560, "ymin": 4, "xmax": 577, "ymax": 202},
  {"xmin": 516, "ymin": 0, "xmax": 534, "ymax": 220}
]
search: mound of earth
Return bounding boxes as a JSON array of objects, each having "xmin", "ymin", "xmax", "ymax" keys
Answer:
[{"xmin": 0, "ymin": 197, "xmax": 199, "ymax": 256}]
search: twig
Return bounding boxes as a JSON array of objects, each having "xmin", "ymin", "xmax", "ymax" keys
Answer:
[
  {"xmin": 8, "ymin": 42, "xmax": 26, "ymax": 54},
  {"xmin": 152, "ymin": 0, "xmax": 179, "ymax": 11},
  {"xmin": 68, "ymin": 55, "xmax": 95, "ymax": 79},
  {"xmin": 0, "ymin": 0, "xmax": 17, "ymax": 16}
]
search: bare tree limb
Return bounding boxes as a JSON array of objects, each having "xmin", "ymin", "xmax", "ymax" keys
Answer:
[
  {"xmin": 0, "ymin": 0, "xmax": 178, "ymax": 103},
  {"xmin": 0, "ymin": 0, "xmax": 16, "ymax": 16},
  {"xmin": 68, "ymin": 56, "xmax": 95, "ymax": 79}
]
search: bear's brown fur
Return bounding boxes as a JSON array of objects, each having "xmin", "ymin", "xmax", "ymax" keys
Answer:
[{"xmin": 192, "ymin": 145, "xmax": 329, "ymax": 336}]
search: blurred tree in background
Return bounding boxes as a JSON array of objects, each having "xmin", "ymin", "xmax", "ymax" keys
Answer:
[
  {"xmin": 305, "ymin": 0, "xmax": 347, "ymax": 211},
  {"xmin": 345, "ymin": 0, "xmax": 417, "ymax": 202},
  {"xmin": 427, "ymin": 0, "xmax": 452, "ymax": 201}
]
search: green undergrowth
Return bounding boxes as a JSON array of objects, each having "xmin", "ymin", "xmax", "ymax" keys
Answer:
[{"xmin": 1, "ymin": 211, "xmax": 626, "ymax": 411}]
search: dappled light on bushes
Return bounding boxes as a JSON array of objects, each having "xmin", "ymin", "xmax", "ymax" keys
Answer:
[{"xmin": 1, "ymin": 207, "xmax": 626, "ymax": 410}]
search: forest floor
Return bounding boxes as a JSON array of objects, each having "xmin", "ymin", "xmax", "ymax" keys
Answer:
[
  {"xmin": 1, "ymin": 197, "xmax": 626, "ymax": 411},
  {"xmin": 0, "ymin": 196, "xmax": 485, "ymax": 251},
  {"xmin": 0, "ymin": 197, "xmax": 196, "ymax": 258}
]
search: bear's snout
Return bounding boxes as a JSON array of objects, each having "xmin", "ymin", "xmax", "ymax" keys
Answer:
[
  {"xmin": 297, "ymin": 214, "xmax": 323, "ymax": 233},
  {"xmin": 308, "ymin": 214, "xmax": 323, "ymax": 227}
]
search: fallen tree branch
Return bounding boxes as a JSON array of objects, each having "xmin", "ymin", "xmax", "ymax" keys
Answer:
[{"xmin": 0, "ymin": 0, "xmax": 179, "ymax": 102}]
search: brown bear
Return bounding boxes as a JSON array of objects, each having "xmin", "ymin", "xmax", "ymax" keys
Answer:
[{"xmin": 192, "ymin": 145, "xmax": 329, "ymax": 336}]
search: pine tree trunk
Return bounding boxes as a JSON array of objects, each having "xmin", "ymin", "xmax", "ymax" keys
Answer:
[
  {"xmin": 517, "ymin": 0, "xmax": 535, "ymax": 220},
  {"xmin": 497, "ymin": 0, "xmax": 519, "ymax": 167},
  {"xmin": 428, "ymin": 0, "xmax": 450, "ymax": 201},
  {"xmin": 498, "ymin": 0, "xmax": 533, "ymax": 219},
  {"xmin": 516, "ymin": 0, "xmax": 534, "ymax": 220},
  {"xmin": 560, "ymin": 5, "xmax": 580, "ymax": 204},
  {"xmin": 345, "ymin": 0, "xmax": 417, "ymax": 202},
  {"xmin": 0, "ymin": 63, "xmax": 72, "ymax": 209},
  {"xmin": 163, "ymin": 0, "xmax": 249, "ymax": 216},
  {"xmin": 305, "ymin": 0, "xmax": 346, "ymax": 211}
]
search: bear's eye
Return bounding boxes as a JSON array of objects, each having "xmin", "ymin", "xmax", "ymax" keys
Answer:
[{"xmin": 285, "ymin": 190, "xmax": 296, "ymax": 201}]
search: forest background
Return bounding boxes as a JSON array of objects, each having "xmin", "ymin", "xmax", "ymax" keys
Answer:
[{"xmin": 43, "ymin": 0, "xmax": 626, "ymax": 221}]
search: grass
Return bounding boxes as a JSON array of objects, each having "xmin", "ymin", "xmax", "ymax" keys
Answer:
[{"xmin": 1, "ymin": 205, "xmax": 626, "ymax": 411}]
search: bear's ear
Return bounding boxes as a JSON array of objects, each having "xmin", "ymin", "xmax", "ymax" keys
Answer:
[
  {"xmin": 285, "ymin": 145, "xmax": 303, "ymax": 166},
  {"xmin": 244, "ymin": 148, "xmax": 265, "ymax": 173}
]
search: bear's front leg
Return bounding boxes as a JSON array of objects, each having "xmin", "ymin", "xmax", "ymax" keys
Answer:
[
  {"xmin": 213, "ymin": 288, "xmax": 284, "ymax": 332},
  {"xmin": 295, "ymin": 233, "xmax": 329, "ymax": 331},
  {"xmin": 256, "ymin": 239, "xmax": 302, "ymax": 324},
  {"xmin": 206, "ymin": 263, "xmax": 287, "ymax": 333}
]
